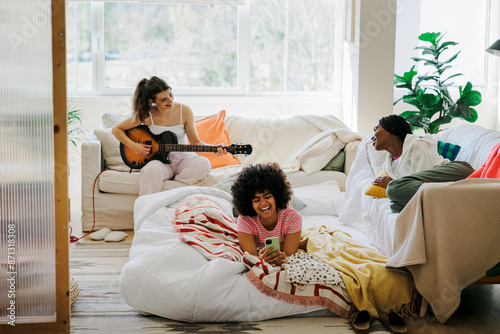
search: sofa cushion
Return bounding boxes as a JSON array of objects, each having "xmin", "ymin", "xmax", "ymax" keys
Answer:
[
  {"xmin": 195, "ymin": 110, "xmax": 241, "ymax": 169},
  {"xmin": 94, "ymin": 129, "xmax": 129, "ymax": 171},
  {"xmin": 102, "ymin": 113, "xmax": 130, "ymax": 128},
  {"xmin": 98, "ymin": 170, "xmax": 187, "ymax": 195},
  {"xmin": 321, "ymin": 150, "xmax": 345, "ymax": 172},
  {"xmin": 292, "ymin": 181, "xmax": 341, "ymax": 216}
]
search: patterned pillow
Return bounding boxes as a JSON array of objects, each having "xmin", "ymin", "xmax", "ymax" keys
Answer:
[{"xmin": 437, "ymin": 141, "xmax": 461, "ymax": 161}]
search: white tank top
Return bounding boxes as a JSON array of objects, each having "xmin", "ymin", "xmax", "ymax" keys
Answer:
[{"xmin": 148, "ymin": 104, "xmax": 188, "ymax": 144}]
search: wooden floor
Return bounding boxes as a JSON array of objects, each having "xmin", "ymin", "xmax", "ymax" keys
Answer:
[
  {"xmin": 70, "ymin": 195, "xmax": 500, "ymax": 333},
  {"xmin": 409, "ymin": 284, "xmax": 500, "ymax": 333}
]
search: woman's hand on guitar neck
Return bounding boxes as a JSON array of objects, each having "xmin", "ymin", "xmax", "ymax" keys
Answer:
[
  {"xmin": 214, "ymin": 144, "xmax": 228, "ymax": 157},
  {"xmin": 134, "ymin": 142, "xmax": 152, "ymax": 157}
]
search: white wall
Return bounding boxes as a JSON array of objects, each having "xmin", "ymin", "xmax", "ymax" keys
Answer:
[{"xmin": 344, "ymin": 0, "xmax": 398, "ymax": 136}]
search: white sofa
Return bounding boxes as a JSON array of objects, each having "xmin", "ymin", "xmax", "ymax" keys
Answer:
[
  {"xmin": 337, "ymin": 123, "xmax": 500, "ymax": 323},
  {"xmin": 81, "ymin": 113, "xmax": 362, "ymax": 231}
]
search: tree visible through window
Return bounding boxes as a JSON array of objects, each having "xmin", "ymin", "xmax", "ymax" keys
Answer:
[
  {"xmin": 104, "ymin": 3, "xmax": 238, "ymax": 89},
  {"xmin": 66, "ymin": 1, "xmax": 339, "ymax": 94}
]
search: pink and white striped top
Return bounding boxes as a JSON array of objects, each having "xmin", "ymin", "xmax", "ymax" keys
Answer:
[{"xmin": 236, "ymin": 207, "xmax": 302, "ymax": 249}]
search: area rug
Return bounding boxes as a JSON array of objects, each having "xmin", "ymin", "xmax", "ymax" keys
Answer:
[{"xmin": 70, "ymin": 242, "xmax": 392, "ymax": 333}]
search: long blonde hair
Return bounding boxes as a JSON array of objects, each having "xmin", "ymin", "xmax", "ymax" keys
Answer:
[{"xmin": 132, "ymin": 76, "xmax": 171, "ymax": 122}]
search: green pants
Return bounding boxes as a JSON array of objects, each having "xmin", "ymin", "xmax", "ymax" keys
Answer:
[{"xmin": 386, "ymin": 161, "xmax": 475, "ymax": 213}]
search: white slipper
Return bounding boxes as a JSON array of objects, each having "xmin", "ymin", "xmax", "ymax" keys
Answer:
[
  {"xmin": 104, "ymin": 231, "xmax": 128, "ymax": 242},
  {"xmin": 89, "ymin": 228, "xmax": 111, "ymax": 241}
]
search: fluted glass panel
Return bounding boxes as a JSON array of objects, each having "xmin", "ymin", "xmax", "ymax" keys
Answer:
[{"xmin": 0, "ymin": 0, "xmax": 57, "ymax": 324}]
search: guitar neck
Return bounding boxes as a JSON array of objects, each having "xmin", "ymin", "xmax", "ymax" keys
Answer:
[{"xmin": 162, "ymin": 143, "xmax": 220, "ymax": 153}]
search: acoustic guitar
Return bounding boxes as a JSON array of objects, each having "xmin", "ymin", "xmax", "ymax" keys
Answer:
[{"xmin": 120, "ymin": 125, "xmax": 253, "ymax": 169}]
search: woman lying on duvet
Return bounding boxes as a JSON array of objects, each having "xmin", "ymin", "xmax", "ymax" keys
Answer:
[{"xmin": 231, "ymin": 162, "xmax": 302, "ymax": 267}]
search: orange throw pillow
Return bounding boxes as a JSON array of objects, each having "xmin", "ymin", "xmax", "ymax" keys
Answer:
[{"xmin": 195, "ymin": 110, "xmax": 240, "ymax": 169}]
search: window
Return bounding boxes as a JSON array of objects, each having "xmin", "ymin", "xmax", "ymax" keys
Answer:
[
  {"xmin": 66, "ymin": 1, "xmax": 342, "ymax": 95},
  {"xmin": 249, "ymin": 0, "xmax": 336, "ymax": 92},
  {"xmin": 394, "ymin": 0, "xmax": 491, "ymax": 89}
]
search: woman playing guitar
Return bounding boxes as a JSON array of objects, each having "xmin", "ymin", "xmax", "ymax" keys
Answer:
[{"xmin": 112, "ymin": 76, "xmax": 227, "ymax": 196}]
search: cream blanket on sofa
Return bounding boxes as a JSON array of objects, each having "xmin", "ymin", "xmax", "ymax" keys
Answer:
[{"xmin": 386, "ymin": 178, "xmax": 500, "ymax": 323}]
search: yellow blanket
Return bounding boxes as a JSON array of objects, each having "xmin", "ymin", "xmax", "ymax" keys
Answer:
[{"xmin": 300, "ymin": 226, "xmax": 413, "ymax": 318}]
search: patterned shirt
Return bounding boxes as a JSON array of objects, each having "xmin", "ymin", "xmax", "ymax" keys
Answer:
[{"xmin": 236, "ymin": 207, "xmax": 302, "ymax": 250}]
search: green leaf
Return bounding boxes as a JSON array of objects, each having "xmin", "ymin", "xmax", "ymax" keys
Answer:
[
  {"xmin": 405, "ymin": 114, "xmax": 430, "ymax": 132},
  {"xmin": 439, "ymin": 51, "xmax": 460, "ymax": 66},
  {"xmin": 461, "ymin": 81, "xmax": 473, "ymax": 95},
  {"xmin": 457, "ymin": 83, "xmax": 482, "ymax": 107},
  {"xmin": 442, "ymin": 73, "xmax": 463, "ymax": 84},
  {"xmin": 437, "ymin": 66, "xmax": 452, "ymax": 75},
  {"xmin": 399, "ymin": 110, "xmax": 422, "ymax": 118},
  {"xmin": 419, "ymin": 32, "xmax": 440, "ymax": 45},
  {"xmin": 435, "ymin": 32, "xmax": 446, "ymax": 45},
  {"xmin": 411, "ymin": 56, "xmax": 435, "ymax": 64},
  {"xmin": 393, "ymin": 97, "xmax": 403, "ymax": 106},
  {"xmin": 430, "ymin": 115, "xmax": 453, "ymax": 129},
  {"xmin": 416, "ymin": 92, "xmax": 440, "ymax": 108},
  {"xmin": 436, "ymin": 41, "xmax": 458, "ymax": 55},
  {"xmin": 466, "ymin": 91, "xmax": 482, "ymax": 106},
  {"xmin": 415, "ymin": 75, "xmax": 438, "ymax": 87},
  {"xmin": 452, "ymin": 102, "xmax": 479, "ymax": 122},
  {"xmin": 394, "ymin": 66, "xmax": 418, "ymax": 89}
]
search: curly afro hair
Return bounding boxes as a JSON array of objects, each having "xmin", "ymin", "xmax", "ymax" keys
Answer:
[{"xmin": 231, "ymin": 162, "xmax": 292, "ymax": 217}]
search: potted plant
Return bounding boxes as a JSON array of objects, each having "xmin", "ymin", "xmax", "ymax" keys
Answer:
[
  {"xmin": 67, "ymin": 101, "xmax": 85, "ymax": 147},
  {"xmin": 394, "ymin": 32, "xmax": 482, "ymax": 134}
]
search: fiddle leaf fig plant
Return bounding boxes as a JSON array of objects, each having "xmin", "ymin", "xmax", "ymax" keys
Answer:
[{"xmin": 394, "ymin": 32, "xmax": 482, "ymax": 134}]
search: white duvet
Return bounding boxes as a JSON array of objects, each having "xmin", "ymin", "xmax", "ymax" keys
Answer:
[{"xmin": 120, "ymin": 186, "xmax": 345, "ymax": 322}]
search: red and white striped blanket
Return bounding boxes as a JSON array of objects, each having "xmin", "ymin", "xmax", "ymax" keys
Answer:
[
  {"xmin": 172, "ymin": 195, "xmax": 244, "ymax": 262},
  {"xmin": 243, "ymin": 253, "xmax": 352, "ymax": 319}
]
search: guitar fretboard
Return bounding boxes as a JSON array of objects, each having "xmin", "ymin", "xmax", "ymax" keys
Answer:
[{"xmin": 161, "ymin": 143, "xmax": 221, "ymax": 153}]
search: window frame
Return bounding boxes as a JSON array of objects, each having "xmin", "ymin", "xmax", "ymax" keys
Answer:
[{"xmin": 68, "ymin": 0, "xmax": 345, "ymax": 97}]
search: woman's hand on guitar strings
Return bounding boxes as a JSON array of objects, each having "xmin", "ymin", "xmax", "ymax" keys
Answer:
[
  {"xmin": 134, "ymin": 143, "xmax": 152, "ymax": 157},
  {"xmin": 215, "ymin": 144, "xmax": 228, "ymax": 157}
]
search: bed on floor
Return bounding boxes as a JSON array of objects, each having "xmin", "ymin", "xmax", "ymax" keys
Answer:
[{"xmin": 119, "ymin": 181, "xmax": 378, "ymax": 322}]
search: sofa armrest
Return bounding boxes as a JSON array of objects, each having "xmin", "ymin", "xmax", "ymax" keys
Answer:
[
  {"xmin": 81, "ymin": 132, "xmax": 104, "ymax": 201},
  {"xmin": 344, "ymin": 140, "xmax": 360, "ymax": 177},
  {"xmin": 81, "ymin": 132, "xmax": 104, "ymax": 176}
]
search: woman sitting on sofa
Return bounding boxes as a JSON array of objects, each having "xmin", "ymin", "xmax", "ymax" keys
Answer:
[
  {"xmin": 112, "ymin": 76, "xmax": 226, "ymax": 196},
  {"xmin": 371, "ymin": 114, "xmax": 475, "ymax": 213}
]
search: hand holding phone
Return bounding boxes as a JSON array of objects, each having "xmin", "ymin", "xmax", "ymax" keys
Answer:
[{"xmin": 264, "ymin": 237, "xmax": 280, "ymax": 259}]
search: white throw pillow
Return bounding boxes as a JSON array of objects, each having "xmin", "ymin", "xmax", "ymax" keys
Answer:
[
  {"xmin": 94, "ymin": 129, "xmax": 130, "ymax": 171},
  {"xmin": 102, "ymin": 112, "xmax": 131, "ymax": 129},
  {"xmin": 293, "ymin": 181, "xmax": 341, "ymax": 216}
]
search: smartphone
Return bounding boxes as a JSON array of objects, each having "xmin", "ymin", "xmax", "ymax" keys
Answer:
[{"xmin": 264, "ymin": 237, "xmax": 280, "ymax": 258}]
